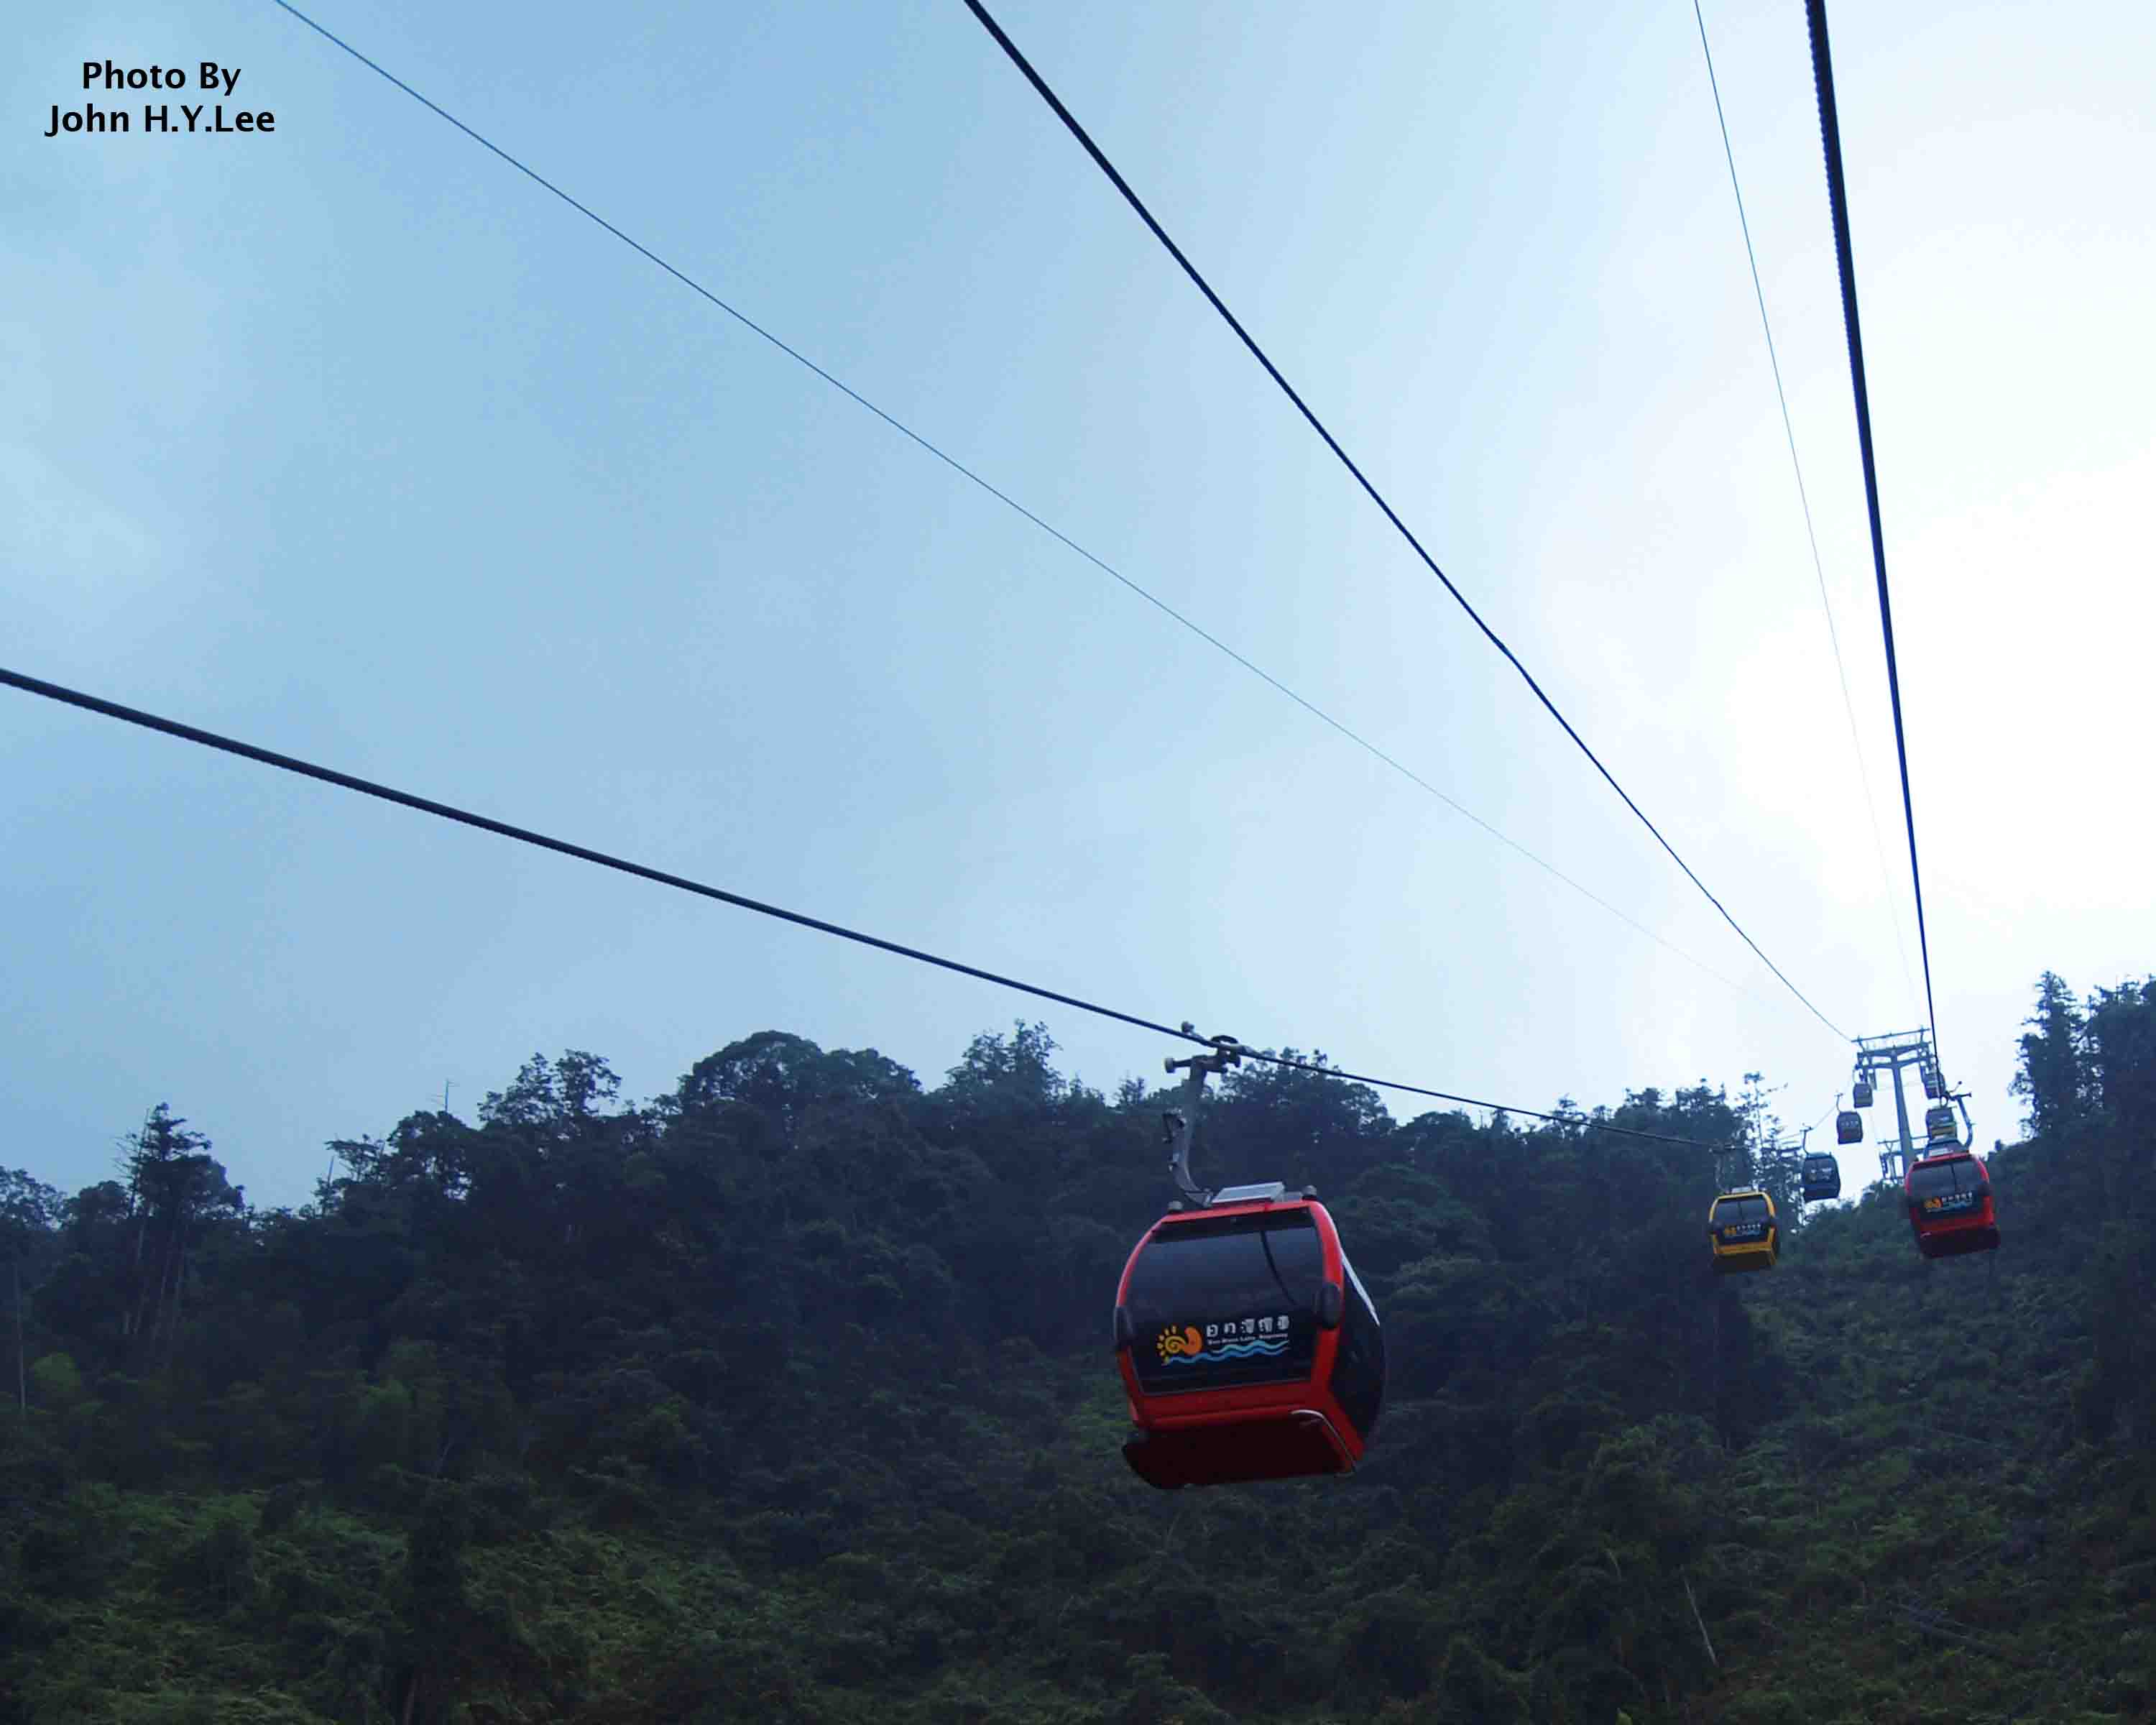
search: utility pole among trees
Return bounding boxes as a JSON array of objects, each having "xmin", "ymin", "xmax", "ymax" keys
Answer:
[{"xmin": 1738, "ymin": 1072, "xmax": 1801, "ymax": 1225}]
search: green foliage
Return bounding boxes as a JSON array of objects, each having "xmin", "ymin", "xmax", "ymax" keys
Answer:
[
  {"xmin": 1, "ymin": 975, "xmax": 2153, "ymax": 1720},
  {"xmin": 28, "ymin": 1350, "xmax": 85, "ymax": 1409}
]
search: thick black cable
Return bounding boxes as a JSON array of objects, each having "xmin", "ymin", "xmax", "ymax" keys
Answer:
[
  {"xmin": 266, "ymin": 0, "xmax": 1761, "ymax": 1006},
  {"xmin": 1236, "ymin": 1048, "xmax": 1733, "ymax": 1153},
  {"xmin": 1, "ymin": 667, "xmax": 1182, "ymax": 1040},
  {"xmin": 0, "ymin": 664, "xmax": 1735, "ymax": 1154},
  {"xmin": 1804, "ymin": 0, "xmax": 1941, "ymax": 1064},
  {"xmin": 962, "ymin": 0, "xmax": 1848, "ymax": 1044},
  {"xmin": 1690, "ymin": 0, "xmax": 1919, "ymax": 1021}
]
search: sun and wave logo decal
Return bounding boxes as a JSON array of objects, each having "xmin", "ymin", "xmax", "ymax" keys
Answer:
[{"xmin": 1153, "ymin": 1323, "xmax": 1290, "ymax": 1366}]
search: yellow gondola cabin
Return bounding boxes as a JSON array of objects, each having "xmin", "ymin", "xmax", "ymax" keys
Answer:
[{"xmin": 1708, "ymin": 1190, "xmax": 1779, "ymax": 1274}]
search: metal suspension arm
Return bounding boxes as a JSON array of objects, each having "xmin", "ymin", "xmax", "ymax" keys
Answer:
[{"xmin": 1161, "ymin": 1028, "xmax": 1244, "ymax": 1206}]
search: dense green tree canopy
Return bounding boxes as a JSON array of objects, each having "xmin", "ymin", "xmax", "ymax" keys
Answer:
[{"xmin": 1, "ymin": 975, "xmax": 2152, "ymax": 1721}]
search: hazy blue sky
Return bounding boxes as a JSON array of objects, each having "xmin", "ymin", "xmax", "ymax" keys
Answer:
[{"xmin": 7, "ymin": 1, "xmax": 2151, "ymax": 1209}]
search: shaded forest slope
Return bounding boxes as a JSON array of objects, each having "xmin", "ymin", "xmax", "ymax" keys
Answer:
[{"xmin": 1, "ymin": 974, "xmax": 2152, "ymax": 1724}]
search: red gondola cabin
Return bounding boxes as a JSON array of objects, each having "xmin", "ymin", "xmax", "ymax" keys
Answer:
[
  {"xmin": 1114, "ymin": 1184, "xmax": 1383, "ymax": 1489},
  {"xmin": 1905, "ymin": 1148, "xmax": 1999, "ymax": 1259}
]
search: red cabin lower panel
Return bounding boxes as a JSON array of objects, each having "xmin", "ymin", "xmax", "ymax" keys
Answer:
[
  {"xmin": 1915, "ymin": 1221, "xmax": 1999, "ymax": 1259},
  {"xmin": 1123, "ymin": 1409, "xmax": 1352, "ymax": 1490}
]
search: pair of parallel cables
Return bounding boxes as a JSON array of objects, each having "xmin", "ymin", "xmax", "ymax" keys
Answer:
[
  {"xmin": 962, "ymin": 0, "xmax": 1938, "ymax": 1061},
  {"xmin": 0, "ymin": 664, "xmax": 1737, "ymax": 1156},
  {"xmin": 4, "ymin": 1, "xmax": 1932, "ymax": 1147}
]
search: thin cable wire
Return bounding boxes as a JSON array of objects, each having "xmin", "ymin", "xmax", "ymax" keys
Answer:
[
  {"xmin": 0, "ymin": 663, "xmax": 1738, "ymax": 1154},
  {"xmin": 963, "ymin": 0, "xmax": 1848, "ymax": 1044},
  {"xmin": 1804, "ymin": 0, "xmax": 1941, "ymax": 1064},
  {"xmin": 1690, "ymin": 0, "xmax": 1919, "ymax": 1021},
  {"xmin": 268, "ymin": 0, "xmax": 1769, "ymax": 1008}
]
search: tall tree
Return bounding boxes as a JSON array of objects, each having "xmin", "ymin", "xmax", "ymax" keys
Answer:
[
  {"xmin": 2013, "ymin": 970, "xmax": 2090, "ymax": 1141},
  {"xmin": 0, "ymin": 1168, "xmax": 61, "ymax": 1413},
  {"xmin": 119, "ymin": 1105, "xmax": 231, "ymax": 1361},
  {"xmin": 2086, "ymin": 979, "xmax": 2156, "ymax": 1156}
]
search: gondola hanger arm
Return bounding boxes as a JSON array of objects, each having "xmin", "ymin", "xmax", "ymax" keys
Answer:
[{"xmin": 1163, "ymin": 1026, "xmax": 1244, "ymax": 1208}]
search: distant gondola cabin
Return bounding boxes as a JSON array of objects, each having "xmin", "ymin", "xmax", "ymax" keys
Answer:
[
  {"xmin": 1708, "ymin": 1190, "xmax": 1779, "ymax": 1273},
  {"xmin": 1836, "ymin": 1110, "xmax": 1864, "ymax": 1145},
  {"xmin": 1924, "ymin": 1105, "xmax": 1958, "ymax": 1145},
  {"xmin": 1905, "ymin": 1149, "xmax": 1998, "ymax": 1259},
  {"xmin": 1922, "ymin": 1067, "xmax": 1945, "ymax": 1100},
  {"xmin": 1114, "ymin": 1188, "xmax": 1383, "ymax": 1489},
  {"xmin": 1800, "ymin": 1151, "xmax": 1842, "ymax": 1203},
  {"xmin": 1852, "ymin": 1078, "xmax": 1874, "ymax": 1108}
]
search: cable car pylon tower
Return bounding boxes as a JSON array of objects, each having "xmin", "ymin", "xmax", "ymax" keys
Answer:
[{"xmin": 1846, "ymin": 1029, "xmax": 1967, "ymax": 1184}]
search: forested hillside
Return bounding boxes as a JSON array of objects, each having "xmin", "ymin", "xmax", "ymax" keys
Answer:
[{"xmin": 3, "ymin": 974, "xmax": 2153, "ymax": 1724}]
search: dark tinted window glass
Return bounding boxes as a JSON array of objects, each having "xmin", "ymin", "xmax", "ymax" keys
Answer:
[
  {"xmin": 1328, "ymin": 1253, "xmax": 1385, "ymax": 1438},
  {"xmin": 1910, "ymin": 1161, "xmax": 1958, "ymax": 1198},
  {"xmin": 1911, "ymin": 1158, "xmax": 1986, "ymax": 1208},
  {"xmin": 1125, "ymin": 1212, "xmax": 1322, "ymax": 1394},
  {"xmin": 1714, "ymin": 1195, "xmax": 1772, "ymax": 1240}
]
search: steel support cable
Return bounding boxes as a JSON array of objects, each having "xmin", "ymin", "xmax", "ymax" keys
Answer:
[
  {"xmin": 1690, "ymin": 0, "xmax": 1920, "ymax": 1022},
  {"xmin": 1803, "ymin": 0, "xmax": 1943, "ymax": 1064},
  {"xmin": 962, "ymin": 0, "xmax": 1849, "ymax": 1045},
  {"xmin": 1, "ymin": 664, "xmax": 1738, "ymax": 1154},
  {"xmin": 267, "ymin": 0, "xmax": 1763, "ymax": 1006}
]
